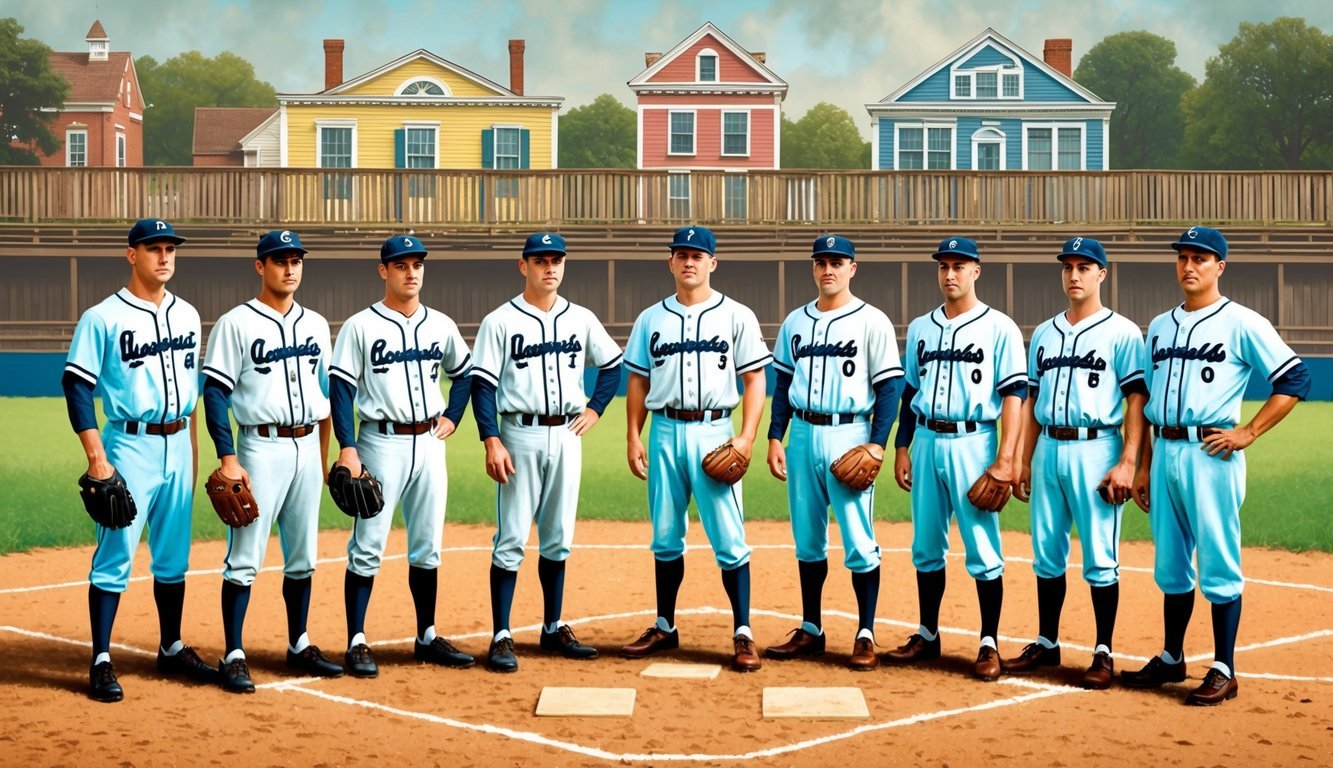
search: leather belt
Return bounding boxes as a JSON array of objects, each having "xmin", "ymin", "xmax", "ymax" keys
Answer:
[
  {"xmin": 509, "ymin": 413, "xmax": 576, "ymax": 427},
  {"xmin": 917, "ymin": 415, "xmax": 983, "ymax": 434},
  {"xmin": 123, "ymin": 418, "xmax": 188, "ymax": 436},
  {"xmin": 1155, "ymin": 425, "xmax": 1223, "ymax": 441},
  {"xmin": 369, "ymin": 419, "xmax": 435, "ymax": 436},
  {"xmin": 254, "ymin": 424, "xmax": 316, "ymax": 438},
  {"xmin": 793, "ymin": 409, "xmax": 867, "ymax": 426},
  {"xmin": 659, "ymin": 407, "xmax": 731, "ymax": 422},
  {"xmin": 1045, "ymin": 426, "xmax": 1101, "ymax": 440}
]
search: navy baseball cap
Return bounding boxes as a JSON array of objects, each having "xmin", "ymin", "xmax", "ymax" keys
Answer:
[
  {"xmin": 668, "ymin": 225, "xmax": 716, "ymax": 256},
  {"xmin": 1057, "ymin": 236, "xmax": 1107, "ymax": 267},
  {"xmin": 257, "ymin": 230, "xmax": 308, "ymax": 259},
  {"xmin": 1171, "ymin": 226, "xmax": 1228, "ymax": 260},
  {"xmin": 380, "ymin": 234, "xmax": 428, "ymax": 263},
  {"xmin": 932, "ymin": 236, "xmax": 980, "ymax": 261},
  {"xmin": 812, "ymin": 234, "xmax": 855, "ymax": 260},
  {"xmin": 128, "ymin": 219, "xmax": 186, "ymax": 246},
  {"xmin": 523, "ymin": 232, "xmax": 566, "ymax": 257}
]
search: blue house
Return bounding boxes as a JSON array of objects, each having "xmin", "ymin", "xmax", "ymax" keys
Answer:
[{"xmin": 866, "ymin": 29, "xmax": 1114, "ymax": 171}]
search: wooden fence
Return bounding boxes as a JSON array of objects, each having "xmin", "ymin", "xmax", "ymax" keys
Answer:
[{"xmin": 1, "ymin": 168, "xmax": 1330, "ymax": 225}]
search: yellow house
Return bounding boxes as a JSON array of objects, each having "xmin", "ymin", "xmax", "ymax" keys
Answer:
[{"xmin": 278, "ymin": 39, "xmax": 562, "ymax": 170}]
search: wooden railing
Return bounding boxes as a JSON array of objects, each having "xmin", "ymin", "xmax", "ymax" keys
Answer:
[{"xmin": 0, "ymin": 168, "xmax": 1330, "ymax": 226}]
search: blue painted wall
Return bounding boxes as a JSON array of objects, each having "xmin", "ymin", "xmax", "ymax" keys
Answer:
[
  {"xmin": 958, "ymin": 45, "xmax": 1018, "ymax": 70},
  {"xmin": 898, "ymin": 69, "xmax": 951, "ymax": 102}
]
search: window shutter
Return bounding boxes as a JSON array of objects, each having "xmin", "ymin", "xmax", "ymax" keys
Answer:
[
  {"xmin": 394, "ymin": 129, "xmax": 405, "ymax": 168},
  {"xmin": 519, "ymin": 129, "xmax": 531, "ymax": 169},
  {"xmin": 481, "ymin": 129, "xmax": 495, "ymax": 169}
]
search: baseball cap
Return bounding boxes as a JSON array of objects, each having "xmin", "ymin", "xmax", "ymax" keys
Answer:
[
  {"xmin": 523, "ymin": 232, "xmax": 566, "ymax": 257},
  {"xmin": 667, "ymin": 225, "xmax": 716, "ymax": 256},
  {"xmin": 932, "ymin": 236, "xmax": 980, "ymax": 261},
  {"xmin": 257, "ymin": 230, "xmax": 308, "ymax": 259},
  {"xmin": 1171, "ymin": 226, "xmax": 1228, "ymax": 260},
  {"xmin": 812, "ymin": 234, "xmax": 855, "ymax": 260},
  {"xmin": 380, "ymin": 234, "xmax": 428, "ymax": 263},
  {"xmin": 128, "ymin": 219, "xmax": 186, "ymax": 246},
  {"xmin": 1057, "ymin": 236, "xmax": 1107, "ymax": 268}
]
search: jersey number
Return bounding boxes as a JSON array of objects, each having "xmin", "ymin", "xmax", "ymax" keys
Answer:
[
  {"xmin": 718, "ymin": 353, "xmax": 727, "ymax": 370},
  {"xmin": 842, "ymin": 360, "xmax": 856, "ymax": 377},
  {"xmin": 1201, "ymin": 366, "xmax": 1214, "ymax": 383},
  {"xmin": 1088, "ymin": 372, "xmax": 1100, "ymax": 388},
  {"xmin": 971, "ymin": 369, "xmax": 982, "ymax": 385}
]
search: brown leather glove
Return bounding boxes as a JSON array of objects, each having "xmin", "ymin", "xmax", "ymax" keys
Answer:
[
  {"xmin": 205, "ymin": 467, "xmax": 259, "ymax": 528},
  {"xmin": 830, "ymin": 444, "xmax": 884, "ymax": 491},
  {"xmin": 967, "ymin": 470, "xmax": 1013, "ymax": 513},
  {"xmin": 701, "ymin": 442, "xmax": 749, "ymax": 485}
]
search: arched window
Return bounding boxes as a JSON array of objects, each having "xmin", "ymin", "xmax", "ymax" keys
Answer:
[
  {"xmin": 395, "ymin": 77, "xmax": 449, "ymax": 96},
  {"xmin": 696, "ymin": 49, "xmax": 719, "ymax": 82},
  {"xmin": 971, "ymin": 127, "xmax": 1007, "ymax": 171}
]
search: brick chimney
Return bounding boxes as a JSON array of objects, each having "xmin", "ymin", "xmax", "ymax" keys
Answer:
[
  {"xmin": 645, "ymin": 52, "xmax": 662, "ymax": 67},
  {"xmin": 1043, "ymin": 38, "xmax": 1072, "ymax": 78},
  {"xmin": 508, "ymin": 39, "xmax": 525, "ymax": 96},
  {"xmin": 323, "ymin": 39, "xmax": 345, "ymax": 91}
]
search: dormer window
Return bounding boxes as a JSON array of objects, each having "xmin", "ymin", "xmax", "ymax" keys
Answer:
[
  {"xmin": 951, "ymin": 65, "xmax": 1022, "ymax": 100},
  {"xmin": 88, "ymin": 40, "xmax": 108, "ymax": 61},
  {"xmin": 697, "ymin": 49, "xmax": 718, "ymax": 82},
  {"xmin": 396, "ymin": 78, "xmax": 448, "ymax": 96}
]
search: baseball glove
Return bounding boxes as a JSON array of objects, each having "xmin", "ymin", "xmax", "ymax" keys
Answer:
[
  {"xmin": 205, "ymin": 467, "xmax": 259, "ymax": 528},
  {"xmin": 967, "ymin": 470, "xmax": 1013, "ymax": 513},
  {"xmin": 702, "ymin": 442, "xmax": 749, "ymax": 485},
  {"xmin": 830, "ymin": 443, "xmax": 884, "ymax": 491},
  {"xmin": 78, "ymin": 469, "xmax": 137, "ymax": 530},
  {"xmin": 328, "ymin": 465, "xmax": 385, "ymax": 519}
]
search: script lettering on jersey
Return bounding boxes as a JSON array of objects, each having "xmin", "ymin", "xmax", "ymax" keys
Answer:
[
  {"xmin": 1035, "ymin": 346, "xmax": 1107, "ymax": 373},
  {"xmin": 250, "ymin": 336, "xmax": 321, "ymax": 375},
  {"xmin": 792, "ymin": 335, "xmax": 858, "ymax": 360},
  {"xmin": 510, "ymin": 333, "xmax": 583, "ymax": 370},
  {"xmin": 120, "ymin": 330, "xmax": 197, "ymax": 369},
  {"xmin": 649, "ymin": 331, "xmax": 729, "ymax": 367},
  {"xmin": 917, "ymin": 340, "xmax": 985, "ymax": 365},
  {"xmin": 370, "ymin": 339, "xmax": 443, "ymax": 374},
  {"xmin": 1149, "ymin": 337, "xmax": 1227, "ymax": 368}
]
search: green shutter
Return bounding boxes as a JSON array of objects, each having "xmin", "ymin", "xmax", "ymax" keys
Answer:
[
  {"xmin": 394, "ymin": 129, "xmax": 405, "ymax": 168},
  {"xmin": 519, "ymin": 129, "xmax": 531, "ymax": 169},
  {"xmin": 481, "ymin": 129, "xmax": 494, "ymax": 169}
]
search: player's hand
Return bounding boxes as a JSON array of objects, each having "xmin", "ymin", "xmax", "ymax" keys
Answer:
[
  {"xmin": 984, "ymin": 459, "xmax": 1013, "ymax": 485},
  {"xmin": 767, "ymin": 438, "xmax": 787, "ymax": 481},
  {"xmin": 729, "ymin": 435, "xmax": 754, "ymax": 462},
  {"xmin": 1131, "ymin": 466, "xmax": 1151, "ymax": 513},
  {"xmin": 333, "ymin": 447, "xmax": 362, "ymax": 481},
  {"xmin": 569, "ymin": 409, "xmax": 600, "ymax": 437},
  {"xmin": 1012, "ymin": 462, "xmax": 1032, "ymax": 503},
  {"xmin": 1201, "ymin": 426, "xmax": 1256, "ymax": 460},
  {"xmin": 86, "ymin": 457, "xmax": 116, "ymax": 481},
  {"xmin": 1098, "ymin": 458, "xmax": 1135, "ymax": 505},
  {"xmin": 219, "ymin": 455, "xmax": 251, "ymax": 487},
  {"xmin": 893, "ymin": 447, "xmax": 913, "ymax": 492},
  {"xmin": 432, "ymin": 417, "xmax": 456, "ymax": 440},
  {"xmin": 627, "ymin": 438, "xmax": 648, "ymax": 481},
  {"xmin": 483, "ymin": 437, "xmax": 516, "ymax": 484}
]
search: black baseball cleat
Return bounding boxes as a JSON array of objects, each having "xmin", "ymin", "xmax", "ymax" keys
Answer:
[
  {"xmin": 157, "ymin": 645, "xmax": 223, "ymax": 683},
  {"xmin": 219, "ymin": 656, "xmax": 256, "ymax": 694},
  {"xmin": 487, "ymin": 637, "xmax": 519, "ymax": 673},
  {"xmin": 286, "ymin": 645, "xmax": 345, "ymax": 678},
  {"xmin": 1004, "ymin": 642, "xmax": 1061, "ymax": 672},
  {"xmin": 414, "ymin": 636, "xmax": 475, "ymax": 669},
  {"xmin": 89, "ymin": 661, "xmax": 123, "ymax": 703},
  {"xmin": 540, "ymin": 625, "xmax": 599, "ymax": 660},
  {"xmin": 1121, "ymin": 656, "xmax": 1188, "ymax": 689},
  {"xmin": 344, "ymin": 643, "xmax": 379, "ymax": 678}
]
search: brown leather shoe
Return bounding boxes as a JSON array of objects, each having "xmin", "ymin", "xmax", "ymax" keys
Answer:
[
  {"xmin": 1004, "ymin": 641, "xmax": 1060, "ymax": 672},
  {"xmin": 1184, "ymin": 668, "xmax": 1238, "ymax": 706},
  {"xmin": 883, "ymin": 633, "xmax": 941, "ymax": 664},
  {"xmin": 1081, "ymin": 651, "xmax": 1114, "ymax": 690},
  {"xmin": 849, "ymin": 637, "xmax": 879, "ymax": 671},
  {"xmin": 732, "ymin": 635, "xmax": 762, "ymax": 672},
  {"xmin": 764, "ymin": 628, "xmax": 826, "ymax": 660},
  {"xmin": 620, "ymin": 625, "xmax": 679, "ymax": 659},
  {"xmin": 1121, "ymin": 655, "xmax": 1187, "ymax": 688},
  {"xmin": 974, "ymin": 646, "xmax": 1003, "ymax": 681}
]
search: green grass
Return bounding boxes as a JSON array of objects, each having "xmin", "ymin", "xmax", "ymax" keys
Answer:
[{"xmin": 1, "ymin": 398, "xmax": 1329, "ymax": 554}]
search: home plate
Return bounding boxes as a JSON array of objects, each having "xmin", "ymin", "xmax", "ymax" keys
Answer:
[
  {"xmin": 763, "ymin": 687, "xmax": 870, "ymax": 719},
  {"xmin": 535, "ymin": 687, "xmax": 636, "ymax": 717},
  {"xmin": 639, "ymin": 662, "xmax": 722, "ymax": 680}
]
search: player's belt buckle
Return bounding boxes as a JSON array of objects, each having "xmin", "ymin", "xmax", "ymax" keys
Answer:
[
  {"xmin": 662, "ymin": 407, "xmax": 730, "ymax": 422},
  {"xmin": 377, "ymin": 420, "xmax": 433, "ymax": 435},
  {"xmin": 517, "ymin": 413, "xmax": 573, "ymax": 427},
  {"xmin": 1047, "ymin": 426, "xmax": 1098, "ymax": 440},
  {"xmin": 256, "ymin": 424, "xmax": 315, "ymax": 438},
  {"xmin": 1156, "ymin": 425, "xmax": 1222, "ymax": 441},
  {"xmin": 125, "ymin": 418, "xmax": 187, "ymax": 436}
]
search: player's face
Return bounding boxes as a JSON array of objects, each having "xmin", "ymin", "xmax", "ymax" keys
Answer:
[
  {"xmin": 668, "ymin": 247, "xmax": 716, "ymax": 290},
  {"xmin": 937, "ymin": 256, "xmax": 979, "ymax": 300},
  {"xmin": 813, "ymin": 256, "xmax": 856, "ymax": 298},
  {"xmin": 1060, "ymin": 257, "xmax": 1105, "ymax": 301},
  {"xmin": 1176, "ymin": 247, "xmax": 1224, "ymax": 297},
  {"xmin": 258, "ymin": 254, "xmax": 304, "ymax": 297},
  {"xmin": 126, "ymin": 240, "xmax": 177, "ymax": 287},
  {"xmin": 520, "ymin": 253, "xmax": 565, "ymax": 293},
  {"xmin": 380, "ymin": 257, "xmax": 425, "ymax": 301}
]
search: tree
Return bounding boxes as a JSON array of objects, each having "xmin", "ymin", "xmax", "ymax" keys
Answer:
[
  {"xmin": 780, "ymin": 103, "xmax": 870, "ymax": 169},
  {"xmin": 0, "ymin": 18, "xmax": 71, "ymax": 165},
  {"xmin": 136, "ymin": 51, "xmax": 276, "ymax": 165},
  {"xmin": 1182, "ymin": 18, "xmax": 1333, "ymax": 169},
  {"xmin": 558, "ymin": 94, "xmax": 636, "ymax": 168},
  {"xmin": 1074, "ymin": 31, "xmax": 1195, "ymax": 169}
]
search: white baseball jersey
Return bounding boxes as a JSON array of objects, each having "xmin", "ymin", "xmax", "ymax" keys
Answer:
[
  {"xmin": 65, "ymin": 288, "xmax": 201, "ymax": 423},
  {"xmin": 1144, "ymin": 298, "xmax": 1300, "ymax": 427},
  {"xmin": 202, "ymin": 300, "xmax": 331, "ymax": 426},
  {"xmin": 471, "ymin": 295, "xmax": 622, "ymax": 415},
  {"xmin": 624, "ymin": 292, "xmax": 771, "ymax": 410},
  {"xmin": 903, "ymin": 303, "xmax": 1026, "ymax": 422},
  {"xmin": 1028, "ymin": 308, "xmax": 1145, "ymax": 428},
  {"xmin": 329, "ymin": 302, "xmax": 471, "ymax": 422},
  {"xmin": 773, "ymin": 299, "xmax": 903, "ymax": 414}
]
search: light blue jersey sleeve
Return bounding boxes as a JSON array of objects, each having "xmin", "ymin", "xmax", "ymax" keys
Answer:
[
  {"xmin": 624, "ymin": 311, "xmax": 651, "ymax": 376},
  {"xmin": 732, "ymin": 303, "xmax": 771, "ymax": 374},
  {"xmin": 1236, "ymin": 310, "xmax": 1301, "ymax": 384},
  {"xmin": 1115, "ymin": 320, "xmax": 1146, "ymax": 389},
  {"xmin": 995, "ymin": 317, "xmax": 1027, "ymax": 393},
  {"xmin": 65, "ymin": 308, "xmax": 108, "ymax": 386}
]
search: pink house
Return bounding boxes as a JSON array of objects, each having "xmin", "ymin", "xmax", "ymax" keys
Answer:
[{"xmin": 628, "ymin": 22, "xmax": 787, "ymax": 218}]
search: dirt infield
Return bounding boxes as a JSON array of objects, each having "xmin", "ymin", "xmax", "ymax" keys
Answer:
[{"xmin": 2, "ymin": 520, "xmax": 1330, "ymax": 767}]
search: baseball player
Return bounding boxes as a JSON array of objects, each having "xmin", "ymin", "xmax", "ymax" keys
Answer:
[
  {"xmin": 329, "ymin": 234, "xmax": 475, "ymax": 677},
  {"xmin": 619, "ymin": 225, "xmax": 772, "ymax": 672},
  {"xmin": 1003, "ymin": 237, "xmax": 1147, "ymax": 690},
  {"xmin": 63, "ymin": 219, "xmax": 220, "ymax": 702},
  {"xmin": 764, "ymin": 234, "xmax": 904, "ymax": 670},
  {"xmin": 200, "ymin": 230, "xmax": 345, "ymax": 693},
  {"xmin": 885, "ymin": 236, "xmax": 1027, "ymax": 681},
  {"xmin": 471, "ymin": 233, "xmax": 623, "ymax": 672},
  {"xmin": 1122, "ymin": 226, "xmax": 1309, "ymax": 705}
]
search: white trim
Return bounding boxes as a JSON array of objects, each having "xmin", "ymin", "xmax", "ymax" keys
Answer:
[
  {"xmin": 316, "ymin": 119, "xmax": 358, "ymax": 168},
  {"xmin": 323, "ymin": 48, "xmax": 517, "ymax": 98},
  {"xmin": 696, "ymin": 48, "xmax": 719, "ymax": 83},
  {"xmin": 401, "ymin": 122, "xmax": 440, "ymax": 169},
  {"xmin": 239, "ymin": 111, "xmax": 279, "ymax": 146},
  {"xmin": 639, "ymin": 103, "xmax": 780, "ymax": 112},
  {"xmin": 1102, "ymin": 117, "xmax": 1109, "ymax": 170},
  {"xmin": 667, "ymin": 109, "xmax": 696, "ymax": 156},
  {"xmin": 277, "ymin": 95, "xmax": 563, "ymax": 108},
  {"xmin": 892, "ymin": 122, "xmax": 956, "ymax": 170},
  {"xmin": 551, "ymin": 110, "xmax": 559, "ymax": 169},
  {"xmin": 866, "ymin": 102, "xmax": 1113, "ymax": 118},
  {"xmin": 65, "ymin": 128, "xmax": 88, "ymax": 167},
  {"xmin": 279, "ymin": 105, "xmax": 289, "ymax": 167},
  {"xmin": 393, "ymin": 75, "xmax": 452, "ymax": 97},
  {"xmin": 948, "ymin": 56, "xmax": 1023, "ymax": 102},
  {"xmin": 774, "ymin": 98, "xmax": 782, "ymax": 169},
  {"xmin": 720, "ymin": 109, "xmax": 749, "ymax": 157},
  {"xmin": 491, "ymin": 125, "xmax": 523, "ymax": 169},
  {"xmin": 970, "ymin": 127, "xmax": 1006, "ymax": 170},
  {"xmin": 869, "ymin": 117, "xmax": 879, "ymax": 169},
  {"xmin": 628, "ymin": 22, "xmax": 787, "ymax": 91},
  {"xmin": 1021, "ymin": 122, "xmax": 1085, "ymax": 171},
  {"xmin": 636, "ymin": 105, "xmax": 644, "ymax": 170},
  {"xmin": 128, "ymin": 112, "xmax": 143, "ymax": 121},
  {"xmin": 115, "ymin": 132, "xmax": 127, "ymax": 168}
]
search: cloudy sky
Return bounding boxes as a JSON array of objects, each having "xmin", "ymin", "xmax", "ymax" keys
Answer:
[{"xmin": 11, "ymin": 0, "xmax": 1331, "ymax": 137}]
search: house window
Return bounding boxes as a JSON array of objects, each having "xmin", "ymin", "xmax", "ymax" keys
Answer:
[
  {"xmin": 897, "ymin": 128, "xmax": 923, "ymax": 169},
  {"xmin": 397, "ymin": 78, "xmax": 448, "ymax": 96},
  {"xmin": 669, "ymin": 111, "xmax": 695, "ymax": 155},
  {"xmin": 723, "ymin": 174, "xmax": 748, "ymax": 219},
  {"xmin": 1058, "ymin": 127, "xmax": 1081, "ymax": 169},
  {"xmin": 319, "ymin": 124, "xmax": 354, "ymax": 199},
  {"xmin": 668, "ymin": 173, "xmax": 691, "ymax": 219},
  {"xmin": 116, "ymin": 134, "xmax": 126, "ymax": 167},
  {"xmin": 1002, "ymin": 73, "xmax": 1020, "ymax": 98},
  {"xmin": 697, "ymin": 50, "xmax": 718, "ymax": 82},
  {"xmin": 405, "ymin": 127, "xmax": 435, "ymax": 168},
  {"xmin": 722, "ymin": 112, "xmax": 748, "ymax": 156},
  {"xmin": 896, "ymin": 126, "xmax": 953, "ymax": 170},
  {"xmin": 1026, "ymin": 125, "xmax": 1083, "ymax": 170},
  {"xmin": 66, "ymin": 130, "xmax": 87, "ymax": 167},
  {"xmin": 976, "ymin": 72, "xmax": 998, "ymax": 99},
  {"xmin": 493, "ymin": 126, "xmax": 521, "ymax": 198},
  {"xmin": 971, "ymin": 128, "xmax": 1006, "ymax": 171},
  {"xmin": 954, "ymin": 75, "xmax": 971, "ymax": 98}
]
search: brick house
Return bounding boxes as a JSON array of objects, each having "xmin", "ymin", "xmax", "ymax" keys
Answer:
[{"xmin": 38, "ymin": 21, "xmax": 145, "ymax": 167}]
